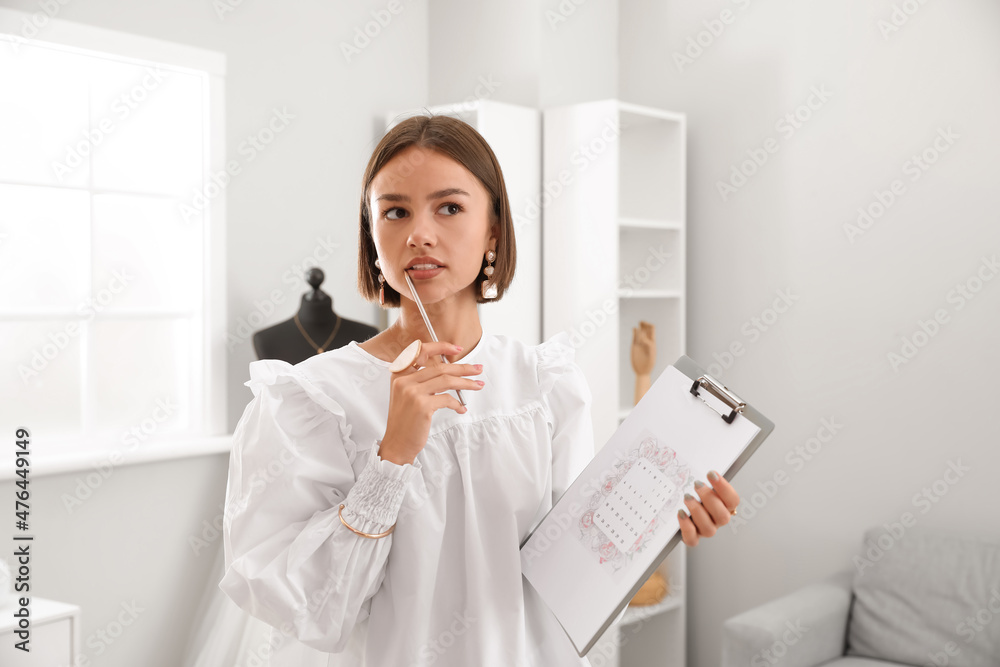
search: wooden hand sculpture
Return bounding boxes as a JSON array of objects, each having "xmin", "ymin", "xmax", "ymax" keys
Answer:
[{"xmin": 631, "ymin": 320, "xmax": 656, "ymax": 404}]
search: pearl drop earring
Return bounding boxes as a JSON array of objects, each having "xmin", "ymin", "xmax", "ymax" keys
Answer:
[
  {"xmin": 375, "ymin": 258, "xmax": 385, "ymax": 306},
  {"xmin": 482, "ymin": 249, "xmax": 497, "ymax": 299}
]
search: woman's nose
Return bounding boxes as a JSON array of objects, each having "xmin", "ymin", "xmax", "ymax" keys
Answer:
[{"xmin": 406, "ymin": 209, "xmax": 437, "ymax": 246}]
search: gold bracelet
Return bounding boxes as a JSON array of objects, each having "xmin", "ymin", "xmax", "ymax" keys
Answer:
[{"xmin": 338, "ymin": 504, "xmax": 396, "ymax": 539}]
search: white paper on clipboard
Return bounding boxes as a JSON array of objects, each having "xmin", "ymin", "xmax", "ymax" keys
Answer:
[{"xmin": 519, "ymin": 365, "xmax": 762, "ymax": 656}]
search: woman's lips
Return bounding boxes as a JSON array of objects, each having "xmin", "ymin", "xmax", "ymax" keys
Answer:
[{"xmin": 406, "ymin": 266, "xmax": 445, "ymax": 279}]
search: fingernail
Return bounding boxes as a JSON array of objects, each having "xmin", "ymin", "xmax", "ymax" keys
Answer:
[
  {"xmin": 707, "ymin": 471, "xmax": 720, "ymax": 482},
  {"xmin": 684, "ymin": 493, "xmax": 696, "ymax": 501},
  {"xmin": 677, "ymin": 509, "xmax": 688, "ymax": 521},
  {"xmin": 694, "ymin": 480, "xmax": 706, "ymax": 488},
  {"xmin": 474, "ymin": 364, "xmax": 483, "ymax": 370},
  {"xmin": 476, "ymin": 380, "xmax": 485, "ymax": 386},
  {"xmin": 454, "ymin": 345, "xmax": 463, "ymax": 351}
]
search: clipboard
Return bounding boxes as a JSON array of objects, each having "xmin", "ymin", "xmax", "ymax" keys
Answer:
[{"xmin": 519, "ymin": 355, "xmax": 774, "ymax": 657}]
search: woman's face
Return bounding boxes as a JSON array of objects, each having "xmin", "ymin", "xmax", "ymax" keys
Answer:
[{"xmin": 369, "ymin": 145, "xmax": 497, "ymax": 305}]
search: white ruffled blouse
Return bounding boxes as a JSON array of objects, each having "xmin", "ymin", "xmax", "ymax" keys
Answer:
[{"xmin": 220, "ymin": 329, "xmax": 595, "ymax": 666}]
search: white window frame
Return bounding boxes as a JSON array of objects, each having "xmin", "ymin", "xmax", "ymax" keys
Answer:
[{"xmin": 0, "ymin": 8, "xmax": 230, "ymax": 478}]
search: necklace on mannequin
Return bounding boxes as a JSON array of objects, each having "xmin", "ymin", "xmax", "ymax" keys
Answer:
[{"xmin": 293, "ymin": 313, "xmax": 341, "ymax": 354}]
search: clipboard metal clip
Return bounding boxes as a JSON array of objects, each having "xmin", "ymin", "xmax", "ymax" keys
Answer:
[{"xmin": 690, "ymin": 374, "xmax": 746, "ymax": 424}]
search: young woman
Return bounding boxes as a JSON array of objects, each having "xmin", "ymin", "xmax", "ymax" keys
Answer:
[{"xmin": 220, "ymin": 115, "xmax": 741, "ymax": 666}]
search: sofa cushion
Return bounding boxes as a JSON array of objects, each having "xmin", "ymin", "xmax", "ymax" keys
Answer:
[{"xmin": 847, "ymin": 526, "xmax": 1000, "ymax": 667}]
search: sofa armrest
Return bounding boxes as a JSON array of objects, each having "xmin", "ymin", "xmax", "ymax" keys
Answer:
[{"xmin": 721, "ymin": 570, "xmax": 853, "ymax": 667}]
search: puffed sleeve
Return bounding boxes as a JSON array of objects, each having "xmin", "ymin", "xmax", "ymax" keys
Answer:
[
  {"xmin": 536, "ymin": 331, "xmax": 595, "ymax": 506},
  {"xmin": 219, "ymin": 359, "xmax": 420, "ymax": 653}
]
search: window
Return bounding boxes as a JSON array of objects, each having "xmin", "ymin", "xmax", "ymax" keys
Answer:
[{"xmin": 0, "ymin": 10, "xmax": 228, "ymax": 472}]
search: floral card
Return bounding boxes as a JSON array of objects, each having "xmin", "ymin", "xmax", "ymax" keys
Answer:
[{"xmin": 581, "ymin": 430, "xmax": 694, "ymax": 572}]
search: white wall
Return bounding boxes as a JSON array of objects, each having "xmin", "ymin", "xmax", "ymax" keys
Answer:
[
  {"xmin": 619, "ymin": 1, "xmax": 1000, "ymax": 665},
  {"xmin": 428, "ymin": 0, "xmax": 542, "ymax": 107},
  {"xmin": 428, "ymin": 0, "xmax": 617, "ymax": 108},
  {"xmin": 0, "ymin": 1, "xmax": 428, "ymax": 665}
]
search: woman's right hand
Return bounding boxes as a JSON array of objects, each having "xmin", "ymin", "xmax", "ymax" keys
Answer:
[{"xmin": 379, "ymin": 341, "xmax": 484, "ymax": 465}]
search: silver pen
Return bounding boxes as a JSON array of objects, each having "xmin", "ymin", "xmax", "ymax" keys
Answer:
[{"xmin": 403, "ymin": 271, "xmax": 467, "ymax": 407}]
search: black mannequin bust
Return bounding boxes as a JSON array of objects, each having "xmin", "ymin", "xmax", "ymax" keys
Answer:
[{"xmin": 252, "ymin": 268, "xmax": 378, "ymax": 364}]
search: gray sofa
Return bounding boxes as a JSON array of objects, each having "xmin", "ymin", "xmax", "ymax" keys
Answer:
[{"xmin": 721, "ymin": 527, "xmax": 1000, "ymax": 667}]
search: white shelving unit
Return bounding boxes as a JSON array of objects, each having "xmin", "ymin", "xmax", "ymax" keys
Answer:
[
  {"xmin": 542, "ymin": 99, "xmax": 687, "ymax": 667},
  {"xmin": 382, "ymin": 101, "xmax": 542, "ymax": 344}
]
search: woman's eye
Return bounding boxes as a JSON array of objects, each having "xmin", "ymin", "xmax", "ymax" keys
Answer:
[
  {"xmin": 384, "ymin": 207, "xmax": 407, "ymax": 220},
  {"xmin": 438, "ymin": 202, "xmax": 463, "ymax": 216}
]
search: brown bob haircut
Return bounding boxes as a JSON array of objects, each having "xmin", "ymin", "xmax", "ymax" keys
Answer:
[{"xmin": 357, "ymin": 114, "xmax": 517, "ymax": 308}]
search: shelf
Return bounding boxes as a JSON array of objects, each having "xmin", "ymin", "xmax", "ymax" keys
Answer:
[
  {"xmin": 619, "ymin": 217, "xmax": 682, "ymax": 230},
  {"xmin": 617, "ymin": 102, "xmax": 686, "ymax": 123},
  {"xmin": 617, "ymin": 289, "xmax": 682, "ymax": 299},
  {"xmin": 622, "ymin": 593, "xmax": 684, "ymax": 625}
]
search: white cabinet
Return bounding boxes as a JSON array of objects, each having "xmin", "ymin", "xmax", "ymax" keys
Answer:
[
  {"xmin": 542, "ymin": 99, "xmax": 687, "ymax": 667},
  {"xmin": 382, "ymin": 101, "xmax": 542, "ymax": 344},
  {"xmin": 0, "ymin": 597, "xmax": 81, "ymax": 665}
]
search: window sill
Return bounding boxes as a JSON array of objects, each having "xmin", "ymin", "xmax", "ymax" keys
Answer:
[{"xmin": 1, "ymin": 435, "xmax": 233, "ymax": 481}]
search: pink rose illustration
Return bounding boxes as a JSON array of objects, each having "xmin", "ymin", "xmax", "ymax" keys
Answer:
[
  {"xmin": 640, "ymin": 438, "xmax": 657, "ymax": 459},
  {"xmin": 581, "ymin": 510, "xmax": 594, "ymax": 530},
  {"xmin": 655, "ymin": 447, "xmax": 676, "ymax": 467},
  {"xmin": 599, "ymin": 541, "xmax": 618, "ymax": 560},
  {"xmin": 603, "ymin": 478, "xmax": 615, "ymax": 494}
]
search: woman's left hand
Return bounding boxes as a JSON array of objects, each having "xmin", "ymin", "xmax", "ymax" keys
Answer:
[{"xmin": 677, "ymin": 471, "xmax": 740, "ymax": 547}]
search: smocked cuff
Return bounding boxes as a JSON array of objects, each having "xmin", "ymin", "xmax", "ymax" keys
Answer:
[{"xmin": 341, "ymin": 442, "xmax": 420, "ymax": 529}]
